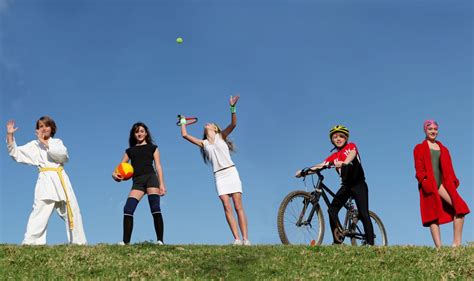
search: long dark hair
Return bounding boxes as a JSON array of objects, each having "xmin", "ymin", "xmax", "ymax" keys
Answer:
[
  {"xmin": 200, "ymin": 123, "xmax": 235, "ymax": 164},
  {"xmin": 129, "ymin": 122, "xmax": 154, "ymax": 147}
]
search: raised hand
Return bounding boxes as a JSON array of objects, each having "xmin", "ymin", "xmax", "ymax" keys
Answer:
[
  {"xmin": 36, "ymin": 129, "xmax": 44, "ymax": 140},
  {"xmin": 6, "ymin": 120, "xmax": 18, "ymax": 135},
  {"xmin": 230, "ymin": 95, "xmax": 240, "ymax": 107}
]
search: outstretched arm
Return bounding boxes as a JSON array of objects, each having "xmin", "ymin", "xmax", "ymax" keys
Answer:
[
  {"xmin": 221, "ymin": 95, "xmax": 239, "ymax": 138},
  {"xmin": 180, "ymin": 117, "xmax": 203, "ymax": 147},
  {"xmin": 295, "ymin": 162, "xmax": 327, "ymax": 178}
]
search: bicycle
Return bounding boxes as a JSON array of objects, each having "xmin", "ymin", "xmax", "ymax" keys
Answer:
[{"xmin": 277, "ymin": 166, "xmax": 388, "ymax": 246}]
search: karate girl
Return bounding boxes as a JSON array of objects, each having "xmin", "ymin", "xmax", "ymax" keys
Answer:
[
  {"xmin": 112, "ymin": 122, "xmax": 166, "ymax": 245},
  {"xmin": 6, "ymin": 117, "xmax": 87, "ymax": 245},
  {"xmin": 179, "ymin": 96, "xmax": 250, "ymax": 245}
]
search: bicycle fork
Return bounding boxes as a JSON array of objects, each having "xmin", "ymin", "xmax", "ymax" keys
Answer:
[{"xmin": 295, "ymin": 191, "xmax": 321, "ymax": 227}]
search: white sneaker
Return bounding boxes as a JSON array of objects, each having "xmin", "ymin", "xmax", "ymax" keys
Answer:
[
  {"xmin": 232, "ymin": 239, "xmax": 243, "ymax": 245},
  {"xmin": 242, "ymin": 239, "xmax": 251, "ymax": 246},
  {"xmin": 118, "ymin": 241, "xmax": 126, "ymax": 246},
  {"xmin": 156, "ymin": 240, "xmax": 164, "ymax": 245}
]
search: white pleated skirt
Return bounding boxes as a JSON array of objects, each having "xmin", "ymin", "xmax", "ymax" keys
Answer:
[{"xmin": 214, "ymin": 166, "xmax": 243, "ymax": 196}]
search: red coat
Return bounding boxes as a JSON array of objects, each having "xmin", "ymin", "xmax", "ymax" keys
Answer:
[{"xmin": 413, "ymin": 140, "xmax": 470, "ymax": 226}]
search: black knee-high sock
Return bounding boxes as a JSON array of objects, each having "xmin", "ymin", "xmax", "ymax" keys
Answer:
[
  {"xmin": 123, "ymin": 215, "xmax": 133, "ymax": 244},
  {"xmin": 152, "ymin": 213, "xmax": 164, "ymax": 242}
]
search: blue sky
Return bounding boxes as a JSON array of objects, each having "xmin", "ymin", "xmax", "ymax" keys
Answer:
[{"xmin": 1, "ymin": 0, "xmax": 472, "ymax": 246}]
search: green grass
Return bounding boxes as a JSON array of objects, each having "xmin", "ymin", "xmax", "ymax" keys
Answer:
[{"xmin": 1, "ymin": 244, "xmax": 473, "ymax": 280}]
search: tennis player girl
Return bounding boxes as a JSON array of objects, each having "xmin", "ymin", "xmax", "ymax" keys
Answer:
[{"xmin": 179, "ymin": 96, "xmax": 250, "ymax": 245}]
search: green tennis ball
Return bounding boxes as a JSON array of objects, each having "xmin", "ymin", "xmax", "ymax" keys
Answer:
[{"xmin": 176, "ymin": 37, "xmax": 183, "ymax": 44}]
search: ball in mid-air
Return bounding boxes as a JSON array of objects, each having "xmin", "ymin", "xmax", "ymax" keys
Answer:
[
  {"xmin": 115, "ymin": 162, "xmax": 134, "ymax": 180},
  {"xmin": 176, "ymin": 37, "xmax": 183, "ymax": 44}
]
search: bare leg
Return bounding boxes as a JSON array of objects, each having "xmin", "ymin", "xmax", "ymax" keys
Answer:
[
  {"xmin": 429, "ymin": 223, "xmax": 442, "ymax": 248},
  {"xmin": 129, "ymin": 189, "xmax": 145, "ymax": 201},
  {"xmin": 437, "ymin": 185, "xmax": 452, "ymax": 206},
  {"xmin": 437, "ymin": 185, "xmax": 464, "ymax": 246},
  {"xmin": 453, "ymin": 215, "xmax": 465, "ymax": 247},
  {"xmin": 219, "ymin": 194, "xmax": 240, "ymax": 240},
  {"xmin": 231, "ymin": 193, "xmax": 248, "ymax": 240}
]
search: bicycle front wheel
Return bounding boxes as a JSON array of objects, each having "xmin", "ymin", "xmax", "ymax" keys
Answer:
[
  {"xmin": 277, "ymin": 190, "xmax": 325, "ymax": 245},
  {"xmin": 351, "ymin": 211, "xmax": 388, "ymax": 246}
]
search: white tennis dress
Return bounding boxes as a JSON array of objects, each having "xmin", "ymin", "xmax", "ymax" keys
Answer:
[{"xmin": 203, "ymin": 134, "xmax": 242, "ymax": 196}]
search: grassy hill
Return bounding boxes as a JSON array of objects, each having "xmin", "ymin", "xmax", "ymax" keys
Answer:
[{"xmin": 1, "ymin": 244, "xmax": 473, "ymax": 279}]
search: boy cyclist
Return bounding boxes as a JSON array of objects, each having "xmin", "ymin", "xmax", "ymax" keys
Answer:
[{"xmin": 296, "ymin": 125, "xmax": 374, "ymax": 245}]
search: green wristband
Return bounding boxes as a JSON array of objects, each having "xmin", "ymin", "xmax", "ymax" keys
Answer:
[{"xmin": 230, "ymin": 106, "xmax": 236, "ymax": 113}]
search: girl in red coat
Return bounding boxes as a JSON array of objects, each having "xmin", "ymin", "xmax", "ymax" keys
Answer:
[{"xmin": 413, "ymin": 120, "xmax": 470, "ymax": 247}]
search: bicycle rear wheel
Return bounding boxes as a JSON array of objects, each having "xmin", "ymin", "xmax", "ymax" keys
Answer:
[
  {"xmin": 350, "ymin": 211, "xmax": 388, "ymax": 246},
  {"xmin": 277, "ymin": 190, "xmax": 325, "ymax": 245}
]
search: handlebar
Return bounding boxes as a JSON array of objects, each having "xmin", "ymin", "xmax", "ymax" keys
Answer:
[{"xmin": 299, "ymin": 164, "xmax": 334, "ymax": 178}]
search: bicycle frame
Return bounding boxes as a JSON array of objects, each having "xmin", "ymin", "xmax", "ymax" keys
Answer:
[
  {"xmin": 295, "ymin": 170, "xmax": 343, "ymax": 227},
  {"xmin": 301, "ymin": 169, "xmax": 368, "ymax": 242},
  {"xmin": 305, "ymin": 170, "xmax": 352, "ymax": 213}
]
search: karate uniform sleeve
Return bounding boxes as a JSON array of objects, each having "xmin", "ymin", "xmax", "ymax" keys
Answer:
[
  {"xmin": 47, "ymin": 138, "xmax": 69, "ymax": 164},
  {"xmin": 7, "ymin": 139, "xmax": 39, "ymax": 166}
]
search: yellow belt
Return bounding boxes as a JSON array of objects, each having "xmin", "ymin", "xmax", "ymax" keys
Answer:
[{"xmin": 39, "ymin": 167, "xmax": 74, "ymax": 230}]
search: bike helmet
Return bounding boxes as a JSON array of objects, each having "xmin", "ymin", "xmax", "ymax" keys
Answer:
[{"xmin": 329, "ymin": 125, "xmax": 350, "ymax": 140}]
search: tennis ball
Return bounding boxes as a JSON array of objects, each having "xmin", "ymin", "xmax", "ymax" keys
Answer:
[
  {"xmin": 115, "ymin": 162, "xmax": 134, "ymax": 180},
  {"xmin": 176, "ymin": 37, "xmax": 183, "ymax": 44}
]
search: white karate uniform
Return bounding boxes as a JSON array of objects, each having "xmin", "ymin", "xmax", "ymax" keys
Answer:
[{"xmin": 7, "ymin": 137, "xmax": 87, "ymax": 245}]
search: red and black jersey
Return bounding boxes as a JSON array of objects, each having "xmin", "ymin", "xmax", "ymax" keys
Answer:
[{"xmin": 324, "ymin": 142, "xmax": 366, "ymax": 186}]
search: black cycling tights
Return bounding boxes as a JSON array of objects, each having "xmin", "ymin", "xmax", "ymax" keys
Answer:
[{"xmin": 327, "ymin": 182, "xmax": 375, "ymax": 245}]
